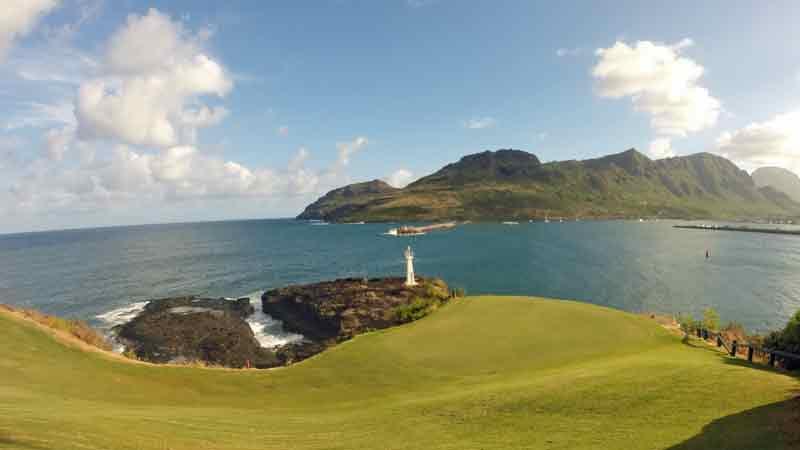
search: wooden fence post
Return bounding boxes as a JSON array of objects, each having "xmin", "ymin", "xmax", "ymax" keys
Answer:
[
  {"xmin": 716, "ymin": 336, "xmax": 723, "ymax": 347},
  {"xmin": 769, "ymin": 352, "xmax": 776, "ymax": 367},
  {"xmin": 747, "ymin": 346, "xmax": 754, "ymax": 362},
  {"xmin": 703, "ymin": 329, "xmax": 709, "ymax": 340},
  {"xmin": 730, "ymin": 340, "xmax": 737, "ymax": 357},
  {"xmin": 696, "ymin": 328, "xmax": 702, "ymax": 338}
]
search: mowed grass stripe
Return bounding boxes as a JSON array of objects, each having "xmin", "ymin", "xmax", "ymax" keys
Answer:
[{"xmin": 1, "ymin": 296, "xmax": 797, "ymax": 449}]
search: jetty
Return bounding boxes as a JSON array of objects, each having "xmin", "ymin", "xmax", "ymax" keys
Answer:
[
  {"xmin": 387, "ymin": 222, "xmax": 457, "ymax": 236},
  {"xmin": 674, "ymin": 224, "xmax": 800, "ymax": 236}
]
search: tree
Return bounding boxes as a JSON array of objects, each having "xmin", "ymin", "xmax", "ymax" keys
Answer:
[{"xmin": 702, "ymin": 308, "xmax": 720, "ymax": 331}]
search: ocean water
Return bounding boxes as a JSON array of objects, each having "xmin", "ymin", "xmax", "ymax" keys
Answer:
[{"xmin": 1, "ymin": 219, "xmax": 800, "ymax": 335}]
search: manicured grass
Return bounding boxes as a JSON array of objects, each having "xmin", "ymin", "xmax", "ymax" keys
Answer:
[{"xmin": 1, "ymin": 296, "xmax": 797, "ymax": 449}]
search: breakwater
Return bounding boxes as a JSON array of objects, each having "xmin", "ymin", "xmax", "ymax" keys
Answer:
[{"xmin": 674, "ymin": 224, "xmax": 800, "ymax": 236}]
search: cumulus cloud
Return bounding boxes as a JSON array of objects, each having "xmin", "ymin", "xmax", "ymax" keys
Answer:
[
  {"xmin": 0, "ymin": 0, "xmax": 60, "ymax": 61},
  {"xmin": 336, "ymin": 136, "xmax": 368, "ymax": 167},
  {"xmin": 647, "ymin": 138, "xmax": 675, "ymax": 159},
  {"xmin": 2, "ymin": 6, "xmax": 371, "ymax": 227},
  {"xmin": 75, "ymin": 8, "xmax": 232, "ymax": 149},
  {"xmin": 464, "ymin": 117, "xmax": 496, "ymax": 129},
  {"xmin": 715, "ymin": 111, "xmax": 800, "ymax": 171},
  {"xmin": 593, "ymin": 39, "xmax": 720, "ymax": 137},
  {"xmin": 384, "ymin": 169, "xmax": 414, "ymax": 188}
]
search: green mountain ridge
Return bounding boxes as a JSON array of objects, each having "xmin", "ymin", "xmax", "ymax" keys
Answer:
[{"xmin": 298, "ymin": 148, "xmax": 800, "ymax": 222}]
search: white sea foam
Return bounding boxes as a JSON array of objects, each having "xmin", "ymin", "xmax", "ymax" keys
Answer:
[
  {"xmin": 239, "ymin": 291, "xmax": 305, "ymax": 348},
  {"xmin": 95, "ymin": 301, "xmax": 149, "ymax": 327},
  {"xmin": 95, "ymin": 293, "xmax": 304, "ymax": 350}
]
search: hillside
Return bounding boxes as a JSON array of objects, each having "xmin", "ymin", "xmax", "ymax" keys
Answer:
[
  {"xmin": 753, "ymin": 167, "xmax": 800, "ymax": 202},
  {"xmin": 298, "ymin": 149, "xmax": 800, "ymax": 222},
  {"xmin": 1, "ymin": 297, "xmax": 798, "ymax": 449}
]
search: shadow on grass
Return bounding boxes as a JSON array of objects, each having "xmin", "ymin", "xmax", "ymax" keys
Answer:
[
  {"xmin": 669, "ymin": 337, "xmax": 800, "ymax": 449},
  {"xmin": 664, "ymin": 397, "xmax": 800, "ymax": 450},
  {"xmin": 0, "ymin": 435, "xmax": 50, "ymax": 450}
]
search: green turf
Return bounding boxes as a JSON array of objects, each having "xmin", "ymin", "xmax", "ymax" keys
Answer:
[{"xmin": 1, "ymin": 296, "xmax": 797, "ymax": 449}]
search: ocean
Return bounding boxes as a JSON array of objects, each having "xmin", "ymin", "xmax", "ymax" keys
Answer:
[{"xmin": 1, "ymin": 219, "xmax": 799, "ymax": 337}]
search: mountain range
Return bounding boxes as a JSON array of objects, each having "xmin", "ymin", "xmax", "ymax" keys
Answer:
[
  {"xmin": 298, "ymin": 148, "xmax": 800, "ymax": 222},
  {"xmin": 752, "ymin": 167, "xmax": 800, "ymax": 203}
]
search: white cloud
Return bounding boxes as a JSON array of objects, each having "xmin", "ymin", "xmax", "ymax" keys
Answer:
[
  {"xmin": 75, "ymin": 8, "xmax": 232, "ymax": 149},
  {"xmin": 5, "ymin": 100, "xmax": 76, "ymax": 130},
  {"xmin": 556, "ymin": 48, "xmax": 581, "ymax": 57},
  {"xmin": 714, "ymin": 111, "xmax": 800, "ymax": 172},
  {"xmin": 336, "ymin": 136, "xmax": 368, "ymax": 167},
  {"xmin": 593, "ymin": 39, "xmax": 720, "ymax": 137},
  {"xmin": 647, "ymin": 138, "xmax": 675, "ymax": 159},
  {"xmin": 1, "ymin": 6, "xmax": 373, "ymax": 228},
  {"xmin": 277, "ymin": 125, "xmax": 289, "ymax": 136},
  {"xmin": 44, "ymin": 126, "xmax": 74, "ymax": 161},
  {"xmin": 464, "ymin": 117, "xmax": 496, "ymax": 129},
  {"xmin": 0, "ymin": 0, "xmax": 60, "ymax": 61},
  {"xmin": 384, "ymin": 169, "xmax": 414, "ymax": 188}
]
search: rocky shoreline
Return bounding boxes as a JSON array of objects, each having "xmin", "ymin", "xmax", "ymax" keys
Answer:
[{"xmin": 115, "ymin": 277, "xmax": 451, "ymax": 368}]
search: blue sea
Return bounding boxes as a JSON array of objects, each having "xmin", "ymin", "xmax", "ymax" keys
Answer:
[{"xmin": 2, "ymin": 219, "xmax": 800, "ymax": 335}]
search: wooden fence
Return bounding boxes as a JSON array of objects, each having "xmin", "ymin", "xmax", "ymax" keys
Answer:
[{"xmin": 692, "ymin": 327, "xmax": 800, "ymax": 369}]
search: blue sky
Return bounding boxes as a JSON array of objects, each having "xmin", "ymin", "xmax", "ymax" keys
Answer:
[{"xmin": 1, "ymin": 1, "xmax": 799, "ymax": 232}]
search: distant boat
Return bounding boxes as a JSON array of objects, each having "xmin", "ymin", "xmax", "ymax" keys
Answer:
[
  {"xmin": 310, "ymin": 222, "xmax": 329, "ymax": 226},
  {"xmin": 502, "ymin": 221, "xmax": 519, "ymax": 225},
  {"xmin": 384, "ymin": 222, "xmax": 455, "ymax": 236},
  {"xmin": 638, "ymin": 218, "xmax": 644, "ymax": 223},
  {"xmin": 345, "ymin": 221, "xmax": 366, "ymax": 225}
]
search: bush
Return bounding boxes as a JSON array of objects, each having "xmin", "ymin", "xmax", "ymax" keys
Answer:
[
  {"xmin": 677, "ymin": 313, "xmax": 698, "ymax": 333},
  {"xmin": 764, "ymin": 310, "xmax": 800, "ymax": 369},
  {"xmin": 702, "ymin": 308, "xmax": 720, "ymax": 332},
  {"xmin": 393, "ymin": 297, "xmax": 437, "ymax": 323},
  {"xmin": 2, "ymin": 305, "xmax": 112, "ymax": 351},
  {"xmin": 454, "ymin": 287, "xmax": 466, "ymax": 298}
]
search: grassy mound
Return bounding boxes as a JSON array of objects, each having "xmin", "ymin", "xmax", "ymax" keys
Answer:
[{"xmin": 1, "ymin": 296, "xmax": 798, "ymax": 449}]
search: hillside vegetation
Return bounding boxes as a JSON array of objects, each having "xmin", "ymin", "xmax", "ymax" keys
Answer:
[
  {"xmin": 1, "ymin": 296, "xmax": 798, "ymax": 449},
  {"xmin": 298, "ymin": 149, "xmax": 800, "ymax": 222}
]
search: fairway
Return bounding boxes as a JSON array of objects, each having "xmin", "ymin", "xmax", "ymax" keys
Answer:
[{"xmin": 1, "ymin": 296, "xmax": 797, "ymax": 449}]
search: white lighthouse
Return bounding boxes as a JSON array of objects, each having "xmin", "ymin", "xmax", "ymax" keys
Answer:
[{"xmin": 404, "ymin": 246, "xmax": 417, "ymax": 287}]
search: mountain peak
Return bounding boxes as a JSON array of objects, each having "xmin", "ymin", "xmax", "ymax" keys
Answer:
[{"xmin": 410, "ymin": 148, "xmax": 541, "ymax": 187}]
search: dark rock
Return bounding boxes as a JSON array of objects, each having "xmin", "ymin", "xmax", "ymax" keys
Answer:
[
  {"xmin": 116, "ymin": 296, "xmax": 279, "ymax": 368},
  {"xmin": 263, "ymin": 277, "xmax": 449, "ymax": 362}
]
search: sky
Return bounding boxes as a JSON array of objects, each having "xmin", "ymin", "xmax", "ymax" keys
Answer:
[{"xmin": 1, "ymin": 0, "xmax": 799, "ymax": 233}]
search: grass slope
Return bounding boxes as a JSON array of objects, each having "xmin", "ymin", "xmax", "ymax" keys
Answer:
[{"xmin": 1, "ymin": 297, "xmax": 798, "ymax": 449}]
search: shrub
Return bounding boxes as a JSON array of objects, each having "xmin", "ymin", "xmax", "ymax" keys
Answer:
[
  {"xmin": 702, "ymin": 308, "xmax": 720, "ymax": 332},
  {"xmin": 454, "ymin": 287, "xmax": 466, "ymax": 298},
  {"xmin": 764, "ymin": 310, "xmax": 800, "ymax": 369},
  {"xmin": 2, "ymin": 305, "xmax": 112, "ymax": 351},
  {"xmin": 677, "ymin": 313, "xmax": 698, "ymax": 333},
  {"xmin": 393, "ymin": 297, "xmax": 436, "ymax": 323},
  {"xmin": 721, "ymin": 321, "xmax": 747, "ymax": 343}
]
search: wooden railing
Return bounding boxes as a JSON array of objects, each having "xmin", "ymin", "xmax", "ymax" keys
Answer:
[{"xmin": 691, "ymin": 327, "xmax": 800, "ymax": 369}]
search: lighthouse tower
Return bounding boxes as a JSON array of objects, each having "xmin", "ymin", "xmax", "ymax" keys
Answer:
[{"xmin": 404, "ymin": 246, "xmax": 417, "ymax": 287}]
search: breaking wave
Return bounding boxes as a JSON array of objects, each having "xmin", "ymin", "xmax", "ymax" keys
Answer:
[
  {"xmin": 95, "ymin": 301, "xmax": 149, "ymax": 327},
  {"xmin": 239, "ymin": 291, "xmax": 305, "ymax": 348},
  {"xmin": 94, "ymin": 293, "xmax": 303, "ymax": 349}
]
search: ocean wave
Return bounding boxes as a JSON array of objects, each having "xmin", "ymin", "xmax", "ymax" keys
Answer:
[
  {"xmin": 95, "ymin": 301, "xmax": 149, "ymax": 328},
  {"xmin": 95, "ymin": 294, "xmax": 304, "ymax": 350},
  {"xmin": 239, "ymin": 291, "xmax": 305, "ymax": 348}
]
